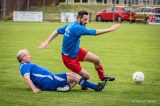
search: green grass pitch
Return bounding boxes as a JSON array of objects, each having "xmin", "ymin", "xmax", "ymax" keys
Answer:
[{"xmin": 0, "ymin": 22, "xmax": 160, "ymax": 106}]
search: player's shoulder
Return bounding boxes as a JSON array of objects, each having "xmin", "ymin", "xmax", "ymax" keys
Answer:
[
  {"xmin": 73, "ymin": 22, "xmax": 85, "ymax": 30},
  {"xmin": 20, "ymin": 62, "xmax": 32, "ymax": 69}
]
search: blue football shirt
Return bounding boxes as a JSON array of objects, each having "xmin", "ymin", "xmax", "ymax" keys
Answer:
[
  {"xmin": 19, "ymin": 62, "xmax": 68, "ymax": 91},
  {"xmin": 57, "ymin": 21, "xmax": 96, "ymax": 58}
]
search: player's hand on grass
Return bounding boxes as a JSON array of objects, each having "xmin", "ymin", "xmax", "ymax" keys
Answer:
[
  {"xmin": 33, "ymin": 88, "xmax": 40, "ymax": 93},
  {"xmin": 110, "ymin": 24, "xmax": 120, "ymax": 31},
  {"xmin": 39, "ymin": 41, "xmax": 48, "ymax": 49}
]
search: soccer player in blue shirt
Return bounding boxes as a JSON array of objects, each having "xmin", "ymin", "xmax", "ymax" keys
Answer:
[
  {"xmin": 17, "ymin": 49, "xmax": 107, "ymax": 93},
  {"xmin": 39, "ymin": 11, "xmax": 120, "ymax": 89}
]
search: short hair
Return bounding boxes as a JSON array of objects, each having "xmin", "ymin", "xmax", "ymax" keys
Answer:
[
  {"xmin": 17, "ymin": 49, "xmax": 28, "ymax": 63},
  {"xmin": 77, "ymin": 11, "xmax": 88, "ymax": 19}
]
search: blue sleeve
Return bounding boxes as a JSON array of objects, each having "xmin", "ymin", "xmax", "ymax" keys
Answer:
[
  {"xmin": 20, "ymin": 64, "xmax": 31, "ymax": 77},
  {"xmin": 57, "ymin": 24, "xmax": 68, "ymax": 34},
  {"xmin": 79, "ymin": 26, "xmax": 96, "ymax": 36}
]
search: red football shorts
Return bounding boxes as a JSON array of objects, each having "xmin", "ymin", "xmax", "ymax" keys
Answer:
[{"xmin": 62, "ymin": 48, "xmax": 88, "ymax": 74}]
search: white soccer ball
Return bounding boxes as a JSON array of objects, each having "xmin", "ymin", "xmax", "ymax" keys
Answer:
[{"xmin": 132, "ymin": 72, "xmax": 144, "ymax": 83}]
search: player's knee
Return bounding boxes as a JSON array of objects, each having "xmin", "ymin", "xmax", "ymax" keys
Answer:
[
  {"xmin": 79, "ymin": 72, "xmax": 90, "ymax": 80},
  {"xmin": 67, "ymin": 73, "xmax": 79, "ymax": 82},
  {"xmin": 83, "ymin": 73, "xmax": 90, "ymax": 80},
  {"xmin": 94, "ymin": 56, "xmax": 100, "ymax": 65},
  {"xmin": 78, "ymin": 68, "xmax": 90, "ymax": 80}
]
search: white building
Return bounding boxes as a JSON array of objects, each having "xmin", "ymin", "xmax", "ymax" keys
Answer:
[{"xmin": 60, "ymin": 0, "xmax": 159, "ymax": 5}]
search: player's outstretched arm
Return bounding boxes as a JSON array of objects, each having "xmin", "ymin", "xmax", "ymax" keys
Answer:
[
  {"xmin": 96, "ymin": 24, "xmax": 120, "ymax": 35},
  {"xmin": 38, "ymin": 30, "xmax": 58, "ymax": 50},
  {"xmin": 24, "ymin": 75, "xmax": 40, "ymax": 93}
]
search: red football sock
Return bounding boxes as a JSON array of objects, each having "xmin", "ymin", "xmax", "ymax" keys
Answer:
[{"xmin": 96, "ymin": 65, "xmax": 106, "ymax": 80}]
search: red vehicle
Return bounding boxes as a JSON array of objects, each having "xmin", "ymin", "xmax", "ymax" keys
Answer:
[{"xmin": 96, "ymin": 6, "xmax": 135, "ymax": 22}]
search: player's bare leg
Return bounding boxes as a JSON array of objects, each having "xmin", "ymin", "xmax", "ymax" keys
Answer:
[
  {"xmin": 83, "ymin": 52, "xmax": 115, "ymax": 81},
  {"xmin": 78, "ymin": 68, "xmax": 90, "ymax": 80},
  {"xmin": 78, "ymin": 68, "xmax": 90, "ymax": 90}
]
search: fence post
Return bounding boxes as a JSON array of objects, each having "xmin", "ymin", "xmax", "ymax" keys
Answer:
[
  {"xmin": 89, "ymin": 12, "xmax": 92, "ymax": 22},
  {"xmin": 113, "ymin": 0, "xmax": 115, "ymax": 22},
  {"xmin": 27, "ymin": 0, "xmax": 30, "ymax": 11},
  {"xmin": 17, "ymin": 0, "xmax": 19, "ymax": 11},
  {"xmin": 43, "ymin": 0, "xmax": 45, "ymax": 11},
  {"xmin": 3, "ymin": 0, "xmax": 6, "ymax": 21}
]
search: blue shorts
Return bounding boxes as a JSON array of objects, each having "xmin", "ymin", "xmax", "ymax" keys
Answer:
[
  {"xmin": 51, "ymin": 73, "xmax": 69, "ymax": 90},
  {"xmin": 37, "ymin": 73, "xmax": 69, "ymax": 91}
]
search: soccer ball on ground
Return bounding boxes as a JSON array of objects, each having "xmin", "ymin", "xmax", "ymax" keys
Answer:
[{"xmin": 132, "ymin": 71, "xmax": 144, "ymax": 83}]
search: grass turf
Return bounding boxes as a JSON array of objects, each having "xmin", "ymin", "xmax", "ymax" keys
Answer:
[{"xmin": 0, "ymin": 22, "xmax": 160, "ymax": 106}]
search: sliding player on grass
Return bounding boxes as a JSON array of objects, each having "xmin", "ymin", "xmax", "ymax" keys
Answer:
[{"xmin": 17, "ymin": 49, "xmax": 107, "ymax": 93}]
